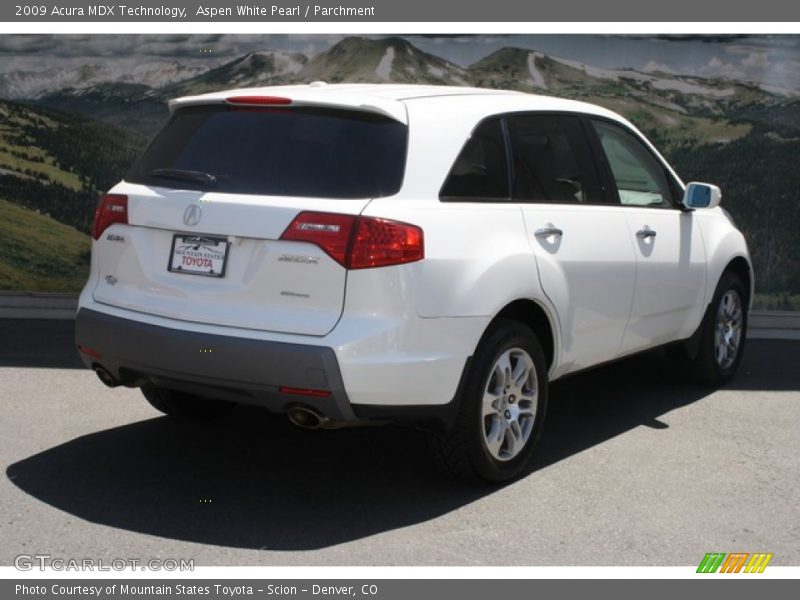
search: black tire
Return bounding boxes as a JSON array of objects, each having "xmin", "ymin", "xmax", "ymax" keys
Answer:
[
  {"xmin": 687, "ymin": 271, "xmax": 748, "ymax": 386},
  {"xmin": 429, "ymin": 319, "xmax": 549, "ymax": 483},
  {"xmin": 141, "ymin": 385, "xmax": 235, "ymax": 421}
]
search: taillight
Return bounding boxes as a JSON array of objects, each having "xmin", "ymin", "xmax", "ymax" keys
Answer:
[
  {"xmin": 349, "ymin": 217, "xmax": 424, "ymax": 269},
  {"xmin": 280, "ymin": 212, "xmax": 424, "ymax": 269},
  {"xmin": 280, "ymin": 212, "xmax": 357, "ymax": 266},
  {"xmin": 92, "ymin": 194, "xmax": 128, "ymax": 240}
]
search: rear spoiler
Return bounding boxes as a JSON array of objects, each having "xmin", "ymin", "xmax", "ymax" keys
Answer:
[{"xmin": 168, "ymin": 90, "xmax": 408, "ymax": 124}]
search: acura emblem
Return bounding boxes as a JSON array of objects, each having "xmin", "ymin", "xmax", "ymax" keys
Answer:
[{"xmin": 183, "ymin": 205, "xmax": 202, "ymax": 227}]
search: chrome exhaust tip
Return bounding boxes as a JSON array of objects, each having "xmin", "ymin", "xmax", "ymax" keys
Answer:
[
  {"xmin": 94, "ymin": 366, "xmax": 120, "ymax": 388},
  {"xmin": 287, "ymin": 406, "xmax": 330, "ymax": 430}
]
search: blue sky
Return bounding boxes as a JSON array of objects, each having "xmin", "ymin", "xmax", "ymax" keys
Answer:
[{"xmin": 0, "ymin": 34, "xmax": 798, "ymax": 91}]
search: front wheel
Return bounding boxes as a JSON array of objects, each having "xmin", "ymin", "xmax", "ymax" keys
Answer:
[
  {"xmin": 688, "ymin": 271, "xmax": 748, "ymax": 386},
  {"xmin": 429, "ymin": 319, "xmax": 549, "ymax": 483}
]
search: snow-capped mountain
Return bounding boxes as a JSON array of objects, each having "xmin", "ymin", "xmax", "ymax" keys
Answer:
[
  {"xmin": 7, "ymin": 35, "xmax": 798, "ymax": 139},
  {"xmin": 3, "ymin": 36, "xmax": 797, "ymax": 105},
  {"xmin": 0, "ymin": 60, "xmax": 209, "ymax": 99},
  {"xmin": 300, "ymin": 37, "xmax": 469, "ymax": 85},
  {"xmin": 167, "ymin": 51, "xmax": 308, "ymax": 96}
]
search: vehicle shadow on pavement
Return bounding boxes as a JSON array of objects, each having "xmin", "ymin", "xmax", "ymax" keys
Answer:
[
  {"xmin": 722, "ymin": 339, "xmax": 800, "ymax": 391},
  {"xmin": 0, "ymin": 320, "xmax": 84, "ymax": 369},
  {"xmin": 6, "ymin": 340, "xmax": 799, "ymax": 551}
]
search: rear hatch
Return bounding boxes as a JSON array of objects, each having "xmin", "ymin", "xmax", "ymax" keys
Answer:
[{"xmin": 91, "ymin": 100, "xmax": 407, "ymax": 336}]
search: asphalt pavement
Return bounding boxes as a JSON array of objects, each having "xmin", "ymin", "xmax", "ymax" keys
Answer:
[{"xmin": 1, "ymin": 319, "xmax": 798, "ymax": 566}]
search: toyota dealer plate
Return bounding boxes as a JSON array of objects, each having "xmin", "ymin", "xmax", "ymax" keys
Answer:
[{"xmin": 168, "ymin": 234, "xmax": 229, "ymax": 277}]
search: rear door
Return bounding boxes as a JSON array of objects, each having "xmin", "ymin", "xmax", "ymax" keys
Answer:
[
  {"xmin": 91, "ymin": 104, "xmax": 407, "ymax": 336},
  {"xmin": 511, "ymin": 114, "xmax": 637, "ymax": 373}
]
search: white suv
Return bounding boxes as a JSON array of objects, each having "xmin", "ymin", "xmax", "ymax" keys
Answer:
[{"xmin": 76, "ymin": 84, "xmax": 752, "ymax": 482}]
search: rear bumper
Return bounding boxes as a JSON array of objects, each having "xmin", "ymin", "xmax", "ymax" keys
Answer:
[{"xmin": 75, "ymin": 308, "xmax": 355, "ymax": 420}]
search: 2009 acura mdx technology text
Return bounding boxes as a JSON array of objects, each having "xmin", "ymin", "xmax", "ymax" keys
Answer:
[{"xmin": 75, "ymin": 83, "xmax": 752, "ymax": 482}]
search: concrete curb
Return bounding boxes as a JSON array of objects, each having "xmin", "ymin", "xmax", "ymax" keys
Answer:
[
  {"xmin": 0, "ymin": 292, "xmax": 77, "ymax": 320},
  {"xmin": 748, "ymin": 311, "xmax": 800, "ymax": 341},
  {"xmin": 1, "ymin": 293, "xmax": 799, "ymax": 340}
]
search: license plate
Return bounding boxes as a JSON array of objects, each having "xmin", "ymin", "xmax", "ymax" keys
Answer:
[{"xmin": 168, "ymin": 234, "xmax": 229, "ymax": 277}]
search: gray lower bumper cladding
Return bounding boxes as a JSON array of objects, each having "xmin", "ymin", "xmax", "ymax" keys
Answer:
[{"xmin": 74, "ymin": 308, "xmax": 355, "ymax": 420}]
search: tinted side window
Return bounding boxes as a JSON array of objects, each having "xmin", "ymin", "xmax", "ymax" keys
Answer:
[
  {"xmin": 508, "ymin": 114, "xmax": 602, "ymax": 204},
  {"xmin": 591, "ymin": 120, "xmax": 676, "ymax": 208},
  {"xmin": 440, "ymin": 118, "xmax": 509, "ymax": 202}
]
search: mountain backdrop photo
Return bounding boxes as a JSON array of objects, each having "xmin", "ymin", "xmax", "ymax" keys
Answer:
[{"xmin": 0, "ymin": 34, "xmax": 798, "ymax": 308}]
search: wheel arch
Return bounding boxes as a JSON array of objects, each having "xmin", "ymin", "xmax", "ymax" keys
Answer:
[
  {"xmin": 722, "ymin": 255, "xmax": 754, "ymax": 311},
  {"xmin": 700, "ymin": 217, "xmax": 753, "ymax": 313},
  {"xmin": 676, "ymin": 253, "xmax": 753, "ymax": 363},
  {"xmin": 487, "ymin": 299, "xmax": 558, "ymax": 372}
]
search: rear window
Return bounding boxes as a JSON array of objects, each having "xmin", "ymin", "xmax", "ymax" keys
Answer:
[{"xmin": 127, "ymin": 105, "xmax": 407, "ymax": 199}]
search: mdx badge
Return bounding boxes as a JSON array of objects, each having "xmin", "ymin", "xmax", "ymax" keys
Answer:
[{"xmin": 278, "ymin": 254, "xmax": 319, "ymax": 264}]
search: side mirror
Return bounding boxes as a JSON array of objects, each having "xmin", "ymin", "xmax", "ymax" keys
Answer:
[{"xmin": 682, "ymin": 182, "xmax": 722, "ymax": 210}]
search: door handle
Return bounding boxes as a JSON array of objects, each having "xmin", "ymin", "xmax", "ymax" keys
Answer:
[
  {"xmin": 636, "ymin": 227, "xmax": 656, "ymax": 240},
  {"xmin": 535, "ymin": 224, "xmax": 564, "ymax": 238}
]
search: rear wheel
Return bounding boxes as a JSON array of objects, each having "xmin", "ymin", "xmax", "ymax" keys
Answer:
[
  {"xmin": 686, "ymin": 272, "xmax": 748, "ymax": 386},
  {"xmin": 141, "ymin": 385, "xmax": 235, "ymax": 420},
  {"xmin": 429, "ymin": 319, "xmax": 548, "ymax": 483}
]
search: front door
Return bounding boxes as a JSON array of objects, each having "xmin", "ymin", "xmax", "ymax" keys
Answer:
[{"xmin": 589, "ymin": 118, "xmax": 707, "ymax": 353}]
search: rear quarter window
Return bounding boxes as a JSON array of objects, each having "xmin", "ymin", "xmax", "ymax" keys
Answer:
[{"xmin": 439, "ymin": 118, "xmax": 510, "ymax": 202}]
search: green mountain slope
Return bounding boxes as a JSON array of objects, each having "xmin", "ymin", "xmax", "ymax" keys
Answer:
[
  {"xmin": 0, "ymin": 197, "xmax": 90, "ymax": 292},
  {"xmin": 0, "ymin": 98, "xmax": 145, "ymax": 233},
  {"xmin": 36, "ymin": 82, "xmax": 169, "ymax": 137}
]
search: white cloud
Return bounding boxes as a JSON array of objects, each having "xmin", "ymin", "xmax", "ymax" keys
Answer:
[
  {"xmin": 642, "ymin": 61, "xmax": 676, "ymax": 74},
  {"xmin": 742, "ymin": 52, "xmax": 769, "ymax": 68}
]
